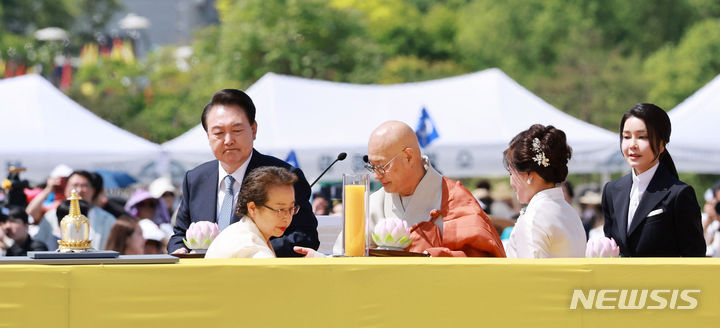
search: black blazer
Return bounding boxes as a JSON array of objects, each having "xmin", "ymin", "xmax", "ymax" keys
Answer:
[
  {"xmin": 167, "ymin": 149, "xmax": 320, "ymax": 256},
  {"xmin": 6, "ymin": 237, "xmax": 48, "ymax": 256},
  {"xmin": 601, "ymin": 163, "xmax": 704, "ymax": 257}
]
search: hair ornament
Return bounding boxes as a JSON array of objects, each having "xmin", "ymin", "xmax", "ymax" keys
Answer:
[{"xmin": 532, "ymin": 138, "xmax": 550, "ymax": 167}]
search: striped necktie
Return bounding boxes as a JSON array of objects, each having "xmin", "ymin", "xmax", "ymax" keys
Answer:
[{"xmin": 218, "ymin": 175, "xmax": 235, "ymax": 230}]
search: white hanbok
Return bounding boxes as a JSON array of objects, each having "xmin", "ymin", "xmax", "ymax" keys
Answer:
[
  {"xmin": 505, "ymin": 187, "xmax": 586, "ymax": 258},
  {"xmin": 205, "ymin": 216, "xmax": 276, "ymax": 259}
]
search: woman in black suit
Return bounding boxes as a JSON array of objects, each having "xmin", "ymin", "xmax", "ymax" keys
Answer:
[{"xmin": 602, "ymin": 103, "xmax": 704, "ymax": 257}]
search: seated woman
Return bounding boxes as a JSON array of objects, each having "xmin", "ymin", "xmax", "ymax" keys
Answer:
[
  {"xmin": 503, "ymin": 124, "xmax": 586, "ymax": 258},
  {"xmin": 104, "ymin": 216, "xmax": 145, "ymax": 255},
  {"xmin": 206, "ymin": 167, "xmax": 299, "ymax": 258}
]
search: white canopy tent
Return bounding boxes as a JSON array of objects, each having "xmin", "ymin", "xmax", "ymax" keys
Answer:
[
  {"xmin": 163, "ymin": 68, "xmax": 622, "ymax": 182},
  {"xmin": 668, "ymin": 74, "xmax": 720, "ymax": 173},
  {"xmin": 0, "ymin": 74, "xmax": 161, "ymax": 182}
]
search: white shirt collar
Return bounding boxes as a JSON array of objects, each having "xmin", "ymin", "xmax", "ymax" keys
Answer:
[
  {"xmin": 217, "ymin": 152, "xmax": 253, "ymax": 189},
  {"xmin": 631, "ymin": 161, "xmax": 659, "ymax": 193},
  {"xmin": 527, "ymin": 186, "xmax": 565, "ymax": 208},
  {"xmin": 410, "ymin": 156, "xmax": 441, "ymax": 196},
  {"xmin": 388, "ymin": 156, "xmax": 443, "ymax": 230}
]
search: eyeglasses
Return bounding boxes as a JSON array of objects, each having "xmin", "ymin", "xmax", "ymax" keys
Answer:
[
  {"xmin": 261, "ymin": 204, "xmax": 300, "ymax": 217},
  {"xmin": 364, "ymin": 148, "xmax": 407, "ymax": 176}
]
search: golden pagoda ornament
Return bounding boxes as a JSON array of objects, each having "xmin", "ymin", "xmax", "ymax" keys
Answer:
[{"xmin": 58, "ymin": 190, "xmax": 93, "ymax": 251}]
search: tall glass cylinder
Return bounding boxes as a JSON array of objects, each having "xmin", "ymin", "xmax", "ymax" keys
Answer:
[{"xmin": 343, "ymin": 173, "xmax": 369, "ymax": 256}]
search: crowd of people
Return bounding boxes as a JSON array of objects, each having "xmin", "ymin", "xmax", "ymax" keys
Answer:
[
  {"xmin": 0, "ymin": 166, "xmax": 178, "ymax": 256},
  {"xmin": 0, "ymin": 88, "xmax": 715, "ymax": 259}
]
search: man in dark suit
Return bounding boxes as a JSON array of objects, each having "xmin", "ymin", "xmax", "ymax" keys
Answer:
[
  {"xmin": 1, "ymin": 206, "xmax": 48, "ymax": 256},
  {"xmin": 168, "ymin": 89, "xmax": 319, "ymax": 256}
]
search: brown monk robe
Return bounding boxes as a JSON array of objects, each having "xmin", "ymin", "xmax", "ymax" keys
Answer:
[{"xmin": 409, "ymin": 177, "xmax": 505, "ymax": 257}]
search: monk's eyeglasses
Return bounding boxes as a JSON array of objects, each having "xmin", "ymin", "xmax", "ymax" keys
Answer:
[{"xmin": 364, "ymin": 147, "xmax": 408, "ymax": 176}]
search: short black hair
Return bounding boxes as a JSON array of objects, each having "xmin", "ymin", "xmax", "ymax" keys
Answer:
[
  {"xmin": 89, "ymin": 172, "xmax": 104, "ymax": 195},
  {"xmin": 475, "ymin": 180, "xmax": 491, "ymax": 190},
  {"xmin": 0, "ymin": 207, "xmax": 9, "ymax": 222},
  {"xmin": 711, "ymin": 180, "xmax": 720, "ymax": 195},
  {"xmin": 68, "ymin": 171, "xmax": 100, "ymax": 200},
  {"xmin": 201, "ymin": 89, "xmax": 256, "ymax": 131},
  {"xmin": 57, "ymin": 199, "xmax": 91, "ymax": 227},
  {"xmin": 312, "ymin": 192, "xmax": 328, "ymax": 200},
  {"xmin": 7, "ymin": 206, "xmax": 29, "ymax": 224}
]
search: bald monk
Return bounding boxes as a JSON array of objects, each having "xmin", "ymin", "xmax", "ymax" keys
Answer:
[{"xmin": 330, "ymin": 121, "xmax": 505, "ymax": 257}]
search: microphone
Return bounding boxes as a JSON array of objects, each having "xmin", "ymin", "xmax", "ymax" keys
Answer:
[
  {"xmin": 363, "ymin": 155, "xmax": 369, "ymax": 163},
  {"xmin": 309, "ymin": 152, "xmax": 347, "ymax": 188}
]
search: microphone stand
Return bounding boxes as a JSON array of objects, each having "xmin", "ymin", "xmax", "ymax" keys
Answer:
[{"xmin": 309, "ymin": 152, "xmax": 347, "ymax": 188}]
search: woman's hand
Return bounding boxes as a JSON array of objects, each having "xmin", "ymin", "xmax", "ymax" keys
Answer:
[
  {"xmin": 293, "ymin": 246, "xmax": 324, "ymax": 258},
  {"xmin": 171, "ymin": 247, "xmax": 189, "ymax": 255}
]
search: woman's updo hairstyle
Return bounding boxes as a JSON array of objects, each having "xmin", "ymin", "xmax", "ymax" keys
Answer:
[
  {"xmin": 235, "ymin": 166, "xmax": 297, "ymax": 217},
  {"xmin": 503, "ymin": 124, "xmax": 573, "ymax": 183}
]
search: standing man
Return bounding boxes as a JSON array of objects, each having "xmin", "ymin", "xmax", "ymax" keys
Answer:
[{"xmin": 168, "ymin": 89, "xmax": 319, "ymax": 256}]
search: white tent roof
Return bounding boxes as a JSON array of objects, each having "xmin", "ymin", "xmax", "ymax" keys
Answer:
[
  {"xmin": 668, "ymin": 74, "xmax": 720, "ymax": 173},
  {"xmin": 0, "ymin": 74, "xmax": 161, "ymax": 181},
  {"xmin": 163, "ymin": 68, "xmax": 621, "ymax": 181}
]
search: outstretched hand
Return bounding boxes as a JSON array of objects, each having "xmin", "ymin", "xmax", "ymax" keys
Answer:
[
  {"xmin": 294, "ymin": 246, "xmax": 323, "ymax": 258},
  {"xmin": 171, "ymin": 248, "xmax": 189, "ymax": 255}
]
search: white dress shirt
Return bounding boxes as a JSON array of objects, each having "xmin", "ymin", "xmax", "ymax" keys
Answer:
[
  {"xmin": 216, "ymin": 153, "xmax": 252, "ymax": 221},
  {"xmin": 627, "ymin": 162, "xmax": 660, "ymax": 232},
  {"xmin": 505, "ymin": 187, "xmax": 587, "ymax": 258}
]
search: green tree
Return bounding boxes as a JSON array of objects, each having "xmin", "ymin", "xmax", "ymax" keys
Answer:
[
  {"xmin": 139, "ymin": 33, "xmax": 234, "ymax": 143},
  {"xmin": 644, "ymin": 19, "xmax": 720, "ymax": 109},
  {"xmin": 0, "ymin": 0, "xmax": 120, "ymax": 80},
  {"xmin": 584, "ymin": 0, "xmax": 698, "ymax": 56},
  {"xmin": 67, "ymin": 57, "xmax": 147, "ymax": 137},
  {"xmin": 533, "ymin": 28, "xmax": 648, "ymax": 131},
  {"xmin": 1, "ymin": 0, "xmax": 119, "ymax": 50},
  {"xmin": 456, "ymin": 0, "xmax": 590, "ymax": 81},
  {"xmin": 1, "ymin": 0, "xmax": 74, "ymax": 34},
  {"xmin": 215, "ymin": 0, "xmax": 383, "ymax": 85}
]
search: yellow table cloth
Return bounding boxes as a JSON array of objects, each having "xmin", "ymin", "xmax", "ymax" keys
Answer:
[{"xmin": 1, "ymin": 257, "xmax": 718, "ymax": 327}]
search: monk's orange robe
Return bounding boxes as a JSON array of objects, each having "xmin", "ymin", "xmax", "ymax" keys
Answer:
[{"xmin": 408, "ymin": 177, "xmax": 506, "ymax": 257}]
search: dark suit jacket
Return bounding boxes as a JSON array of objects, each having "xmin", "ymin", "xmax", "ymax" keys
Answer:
[
  {"xmin": 168, "ymin": 149, "xmax": 319, "ymax": 256},
  {"xmin": 6, "ymin": 237, "xmax": 48, "ymax": 256},
  {"xmin": 601, "ymin": 163, "xmax": 704, "ymax": 257}
]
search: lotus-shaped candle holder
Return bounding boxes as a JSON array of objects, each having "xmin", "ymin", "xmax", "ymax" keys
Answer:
[
  {"xmin": 585, "ymin": 236, "xmax": 620, "ymax": 258},
  {"xmin": 183, "ymin": 221, "xmax": 220, "ymax": 252},
  {"xmin": 372, "ymin": 217, "xmax": 412, "ymax": 250}
]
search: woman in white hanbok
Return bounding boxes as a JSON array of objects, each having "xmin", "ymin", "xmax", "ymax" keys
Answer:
[
  {"xmin": 503, "ymin": 124, "xmax": 586, "ymax": 258},
  {"xmin": 206, "ymin": 167, "xmax": 300, "ymax": 259}
]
